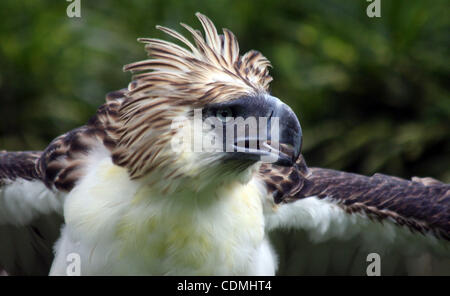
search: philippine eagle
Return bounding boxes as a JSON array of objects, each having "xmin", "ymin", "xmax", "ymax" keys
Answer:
[{"xmin": 0, "ymin": 13, "xmax": 448, "ymax": 276}]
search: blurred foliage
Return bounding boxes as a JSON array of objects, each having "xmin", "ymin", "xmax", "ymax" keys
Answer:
[{"xmin": 0, "ymin": 0, "xmax": 449, "ymax": 181}]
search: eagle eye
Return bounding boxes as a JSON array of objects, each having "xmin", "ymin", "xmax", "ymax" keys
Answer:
[{"xmin": 215, "ymin": 108, "xmax": 233, "ymax": 122}]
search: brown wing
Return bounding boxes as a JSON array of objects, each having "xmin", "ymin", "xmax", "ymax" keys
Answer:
[
  {"xmin": 0, "ymin": 151, "xmax": 64, "ymax": 275},
  {"xmin": 260, "ymin": 156, "xmax": 450, "ymax": 241},
  {"xmin": 0, "ymin": 89, "xmax": 126, "ymax": 275},
  {"xmin": 0, "ymin": 151, "xmax": 42, "ymax": 185},
  {"xmin": 37, "ymin": 89, "xmax": 125, "ymax": 192}
]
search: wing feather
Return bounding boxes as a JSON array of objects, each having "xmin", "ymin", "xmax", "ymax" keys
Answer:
[
  {"xmin": 0, "ymin": 89, "xmax": 126, "ymax": 275},
  {"xmin": 260, "ymin": 156, "xmax": 450, "ymax": 275},
  {"xmin": 261, "ymin": 156, "xmax": 450, "ymax": 240},
  {"xmin": 0, "ymin": 151, "xmax": 64, "ymax": 275}
]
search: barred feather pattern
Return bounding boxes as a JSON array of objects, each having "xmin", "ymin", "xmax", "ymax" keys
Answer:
[
  {"xmin": 36, "ymin": 91, "xmax": 124, "ymax": 191},
  {"xmin": 261, "ymin": 157, "xmax": 450, "ymax": 241}
]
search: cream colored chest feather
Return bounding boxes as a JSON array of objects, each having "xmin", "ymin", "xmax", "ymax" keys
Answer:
[{"xmin": 63, "ymin": 159, "xmax": 267, "ymax": 275}]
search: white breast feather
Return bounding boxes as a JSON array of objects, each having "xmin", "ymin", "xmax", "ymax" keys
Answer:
[{"xmin": 51, "ymin": 154, "xmax": 275, "ymax": 275}]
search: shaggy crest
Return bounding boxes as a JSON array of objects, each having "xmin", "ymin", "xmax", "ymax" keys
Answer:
[
  {"xmin": 112, "ymin": 13, "xmax": 273, "ymax": 179},
  {"xmin": 125, "ymin": 12, "xmax": 272, "ymax": 102}
]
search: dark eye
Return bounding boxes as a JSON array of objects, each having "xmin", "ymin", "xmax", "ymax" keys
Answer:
[{"xmin": 216, "ymin": 107, "xmax": 233, "ymax": 122}]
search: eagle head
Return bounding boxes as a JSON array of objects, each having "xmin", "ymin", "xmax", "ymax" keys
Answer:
[{"xmin": 111, "ymin": 13, "xmax": 302, "ymax": 191}]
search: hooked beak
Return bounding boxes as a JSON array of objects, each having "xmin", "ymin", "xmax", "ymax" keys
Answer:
[
  {"xmin": 209, "ymin": 94, "xmax": 302, "ymax": 166},
  {"xmin": 269, "ymin": 97, "xmax": 302, "ymax": 166}
]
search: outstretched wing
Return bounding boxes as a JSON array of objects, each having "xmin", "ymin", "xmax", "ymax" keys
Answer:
[
  {"xmin": 0, "ymin": 89, "xmax": 126, "ymax": 275},
  {"xmin": 260, "ymin": 156, "xmax": 450, "ymax": 275},
  {"xmin": 0, "ymin": 151, "xmax": 64, "ymax": 275}
]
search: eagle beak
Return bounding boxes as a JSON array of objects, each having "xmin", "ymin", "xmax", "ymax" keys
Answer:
[
  {"xmin": 271, "ymin": 98, "xmax": 302, "ymax": 166},
  {"xmin": 216, "ymin": 94, "xmax": 302, "ymax": 167}
]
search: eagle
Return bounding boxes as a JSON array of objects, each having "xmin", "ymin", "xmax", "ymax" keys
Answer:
[{"xmin": 0, "ymin": 13, "xmax": 449, "ymax": 276}]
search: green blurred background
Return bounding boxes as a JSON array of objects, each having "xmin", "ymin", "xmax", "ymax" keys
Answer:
[{"xmin": 0, "ymin": 0, "xmax": 449, "ymax": 181}]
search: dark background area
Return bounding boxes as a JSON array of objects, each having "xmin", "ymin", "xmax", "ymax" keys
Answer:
[{"xmin": 0, "ymin": 0, "xmax": 449, "ymax": 181}]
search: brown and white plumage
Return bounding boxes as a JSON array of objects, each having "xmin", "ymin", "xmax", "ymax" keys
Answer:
[
  {"xmin": 0, "ymin": 13, "xmax": 449, "ymax": 275},
  {"xmin": 262, "ymin": 156, "xmax": 450, "ymax": 241}
]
